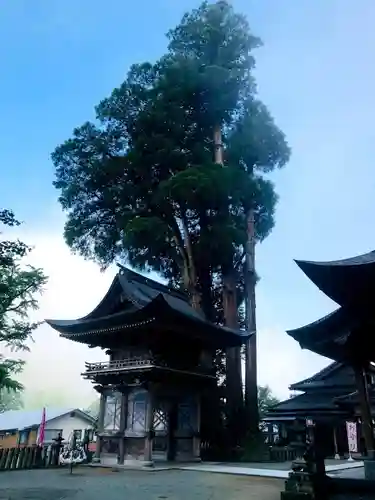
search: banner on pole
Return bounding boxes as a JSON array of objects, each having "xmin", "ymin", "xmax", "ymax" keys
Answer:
[
  {"xmin": 36, "ymin": 407, "xmax": 46, "ymax": 447},
  {"xmin": 346, "ymin": 421, "xmax": 358, "ymax": 453}
]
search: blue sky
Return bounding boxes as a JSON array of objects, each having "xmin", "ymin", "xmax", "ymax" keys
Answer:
[{"xmin": 1, "ymin": 0, "xmax": 375, "ymax": 406}]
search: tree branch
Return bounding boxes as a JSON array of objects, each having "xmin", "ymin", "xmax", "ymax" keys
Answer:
[{"xmin": 0, "ymin": 281, "xmax": 37, "ymax": 315}]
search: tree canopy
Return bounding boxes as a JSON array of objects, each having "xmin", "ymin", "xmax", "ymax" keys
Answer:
[
  {"xmin": 0, "ymin": 209, "xmax": 47, "ymax": 397},
  {"xmin": 52, "ymin": 0, "xmax": 290, "ymax": 320}
]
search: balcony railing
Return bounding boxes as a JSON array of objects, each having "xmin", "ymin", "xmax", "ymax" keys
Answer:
[
  {"xmin": 83, "ymin": 357, "xmax": 216, "ymax": 379},
  {"xmin": 85, "ymin": 357, "xmax": 153, "ymax": 374}
]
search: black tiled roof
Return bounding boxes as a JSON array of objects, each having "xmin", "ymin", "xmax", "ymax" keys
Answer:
[
  {"xmin": 290, "ymin": 362, "xmax": 340, "ymax": 390},
  {"xmin": 46, "ymin": 266, "xmax": 249, "ymax": 348},
  {"xmin": 296, "ymin": 250, "xmax": 375, "ymax": 269},
  {"xmin": 118, "ymin": 266, "xmax": 205, "ymax": 322},
  {"xmin": 286, "ymin": 305, "xmax": 375, "ymax": 363},
  {"xmin": 289, "ymin": 362, "xmax": 365, "ymax": 392},
  {"xmin": 267, "ymin": 391, "xmax": 350, "ymax": 418},
  {"xmin": 295, "ymin": 250, "xmax": 375, "ymax": 309},
  {"xmin": 335, "ymin": 386, "xmax": 375, "ymax": 406}
]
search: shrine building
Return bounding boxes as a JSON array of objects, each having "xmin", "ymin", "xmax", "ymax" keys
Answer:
[
  {"xmin": 46, "ymin": 266, "xmax": 248, "ymax": 466},
  {"xmin": 285, "ymin": 250, "xmax": 375, "ymax": 466},
  {"xmin": 265, "ymin": 361, "xmax": 375, "ymax": 458}
]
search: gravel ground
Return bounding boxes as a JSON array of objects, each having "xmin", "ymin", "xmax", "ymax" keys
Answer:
[{"xmin": 0, "ymin": 467, "xmax": 284, "ymax": 500}]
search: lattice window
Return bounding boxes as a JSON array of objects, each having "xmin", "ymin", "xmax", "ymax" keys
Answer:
[
  {"xmin": 127, "ymin": 390, "xmax": 146, "ymax": 432},
  {"xmin": 104, "ymin": 391, "xmax": 122, "ymax": 431},
  {"xmin": 154, "ymin": 403, "xmax": 168, "ymax": 431},
  {"xmin": 177, "ymin": 401, "xmax": 195, "ymax": 432}
]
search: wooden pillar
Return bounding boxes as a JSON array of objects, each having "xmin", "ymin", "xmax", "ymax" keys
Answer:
[
  {"xmin": 354, "ymin": 366, "xmax": 374, "ymax": 459},
  {"xmin": 144, "ymin": 390, "xmax": 154, "ymax": 465},
  {"xmin": 95, "ymin": 391, "xmax": 106, "ymax": 460},
  {"xmin": 118, "ymin": 391, "xmax": 127, "ymax": 465},
  {"xmin": 333, "ymin": 425, "xmax": 340, "ymax": 459},
  {"xmin": 193, "ymin": 395, "xmax": 201, "ymax": 460}
]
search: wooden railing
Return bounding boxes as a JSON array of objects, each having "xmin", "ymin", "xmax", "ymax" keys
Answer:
[
  {"xmin": 84, "ymin": 357, "xmax": 216, "ymax": 379},
  {"xmin": 0, "ymin": 445, "xmax": 60, "ymax": 471},
  {"xmin": 269, "ymin": 446, "xmax": 299, "ymax": 462},
  {"xmin": 85, "ymin": 357, "xmax": 153, "ymax": 373}
]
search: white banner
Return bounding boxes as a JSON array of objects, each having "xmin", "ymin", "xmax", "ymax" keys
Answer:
[{"xmin": 346, "ymin": 421, "xmax": 358, "ymax": 453}]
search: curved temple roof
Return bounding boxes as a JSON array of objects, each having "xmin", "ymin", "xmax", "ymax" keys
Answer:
[
  {"xmin": 287, "ymin": 250, "xmax": 375, "ymax": 363},
  {"xmin": 289, "ymin": 361, "xmax": 341, "ymax": 391},
  {"xmin": 266, "ymin": 391, "xmax": 349, "ymax": 418},
  {"xmin": 334, "ymin": 385, "xmax": 375, "ymax": 407},
  {"xmin": 46, "ymin": 265, "xmax": 249, "ymax": 348},
  {"xmin": 286, "ymin": 308, "xmax": 355, "ymax": 361},
  {"xmin": 295, "ymin": 250, "xmax": 375, "ymax": 308}
]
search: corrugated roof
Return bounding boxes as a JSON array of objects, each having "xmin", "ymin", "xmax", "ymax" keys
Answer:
[{"xmin": 0, "ymin": 408, "xmax": 91, "ymax": 432}]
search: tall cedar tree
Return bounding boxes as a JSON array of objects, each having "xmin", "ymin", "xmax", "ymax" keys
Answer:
[
  {"xmin": 0, "ymin": 210, "xmax": 47, "ymax": 400},
  {"xmin": 52, "ymin": 1, "xmax": 290, "ymax": 443}
]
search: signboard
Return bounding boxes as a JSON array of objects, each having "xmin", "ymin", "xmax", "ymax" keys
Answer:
[{"xmin": 346, "ymin": 421, "xmax": 358, "ymax": 453}]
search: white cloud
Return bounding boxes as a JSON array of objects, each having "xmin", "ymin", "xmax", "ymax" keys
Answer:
[
  {"xmin": 3, "ymin": 226, "xmax": 115, "ymax": 409},
  {"xmin": 257, "ymin": 326, "xmax": 330, "ymax": 400}
]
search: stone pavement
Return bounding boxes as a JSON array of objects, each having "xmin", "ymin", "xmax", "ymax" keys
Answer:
[
  {"xmin": 0, "ymin": 467, "xmax": 284, "ymax": 500},
  {"xmin": 330, "ymin": 466, "xmax": 365, "ymax": 479},
  {"xmin": 179, "ymin": 459, "xmax": 364, "ymax": 479}
]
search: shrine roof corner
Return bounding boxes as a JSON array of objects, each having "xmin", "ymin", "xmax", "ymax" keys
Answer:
[{"xmin": 295, "ymin": 250, "xmax": 375, "ymax": 307}]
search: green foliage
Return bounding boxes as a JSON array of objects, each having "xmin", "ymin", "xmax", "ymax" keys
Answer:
[
  {"xmin": 52, "ymin": 1, "xmax": 290, "ymax": 321},
  {"xmin": 0, "ymin": 209, "xmax": 48, "ymax": 397},
  {"xmin": 258, "ymin": 385, "xmax": 280, "ymax": 419},
  {"xmin": 0, "ymin": 389, "xmax": 24, "ymax": 413},
  {"xmin": 237, "ymin": 386, "xmax": 280, "ymax": 461}
]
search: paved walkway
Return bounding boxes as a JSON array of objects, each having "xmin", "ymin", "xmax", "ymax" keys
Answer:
[
  {"xmin": 179, "ymin": 460, "xmax": 364, "ymax": 479},
  {"xmin": 0, "ymin": 467, "xmax": 283, "ymax": 500},
  {"xmin": 330, "ymin": 466, "xmax": 365, "ymax": 479}
]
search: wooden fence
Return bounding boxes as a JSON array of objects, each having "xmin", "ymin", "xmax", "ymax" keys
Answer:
[
  {"xmin": 0, "ymin": 445, "xmax": 60, "ymax": 471},
  {"xmin": 269, "ymin": 446, "xmax": 299, "ymax": 462}
]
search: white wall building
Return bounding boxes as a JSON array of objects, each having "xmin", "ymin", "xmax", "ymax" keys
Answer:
[
  {"xmin": 43, "ymin": 408, "xmax": 95, "ymax": 442},
  {"xmin": 0, "ymin": 407, "xmax": 95, "ymax": 446}
]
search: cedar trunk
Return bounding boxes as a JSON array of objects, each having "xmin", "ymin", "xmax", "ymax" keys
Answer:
[
  {"xmin": 244, "ymin": 208, "xmax": 259, "ymax": 434},
  {"xmin": 214, "ymin": 125, "xmax": 244, "ymax": 440}
]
